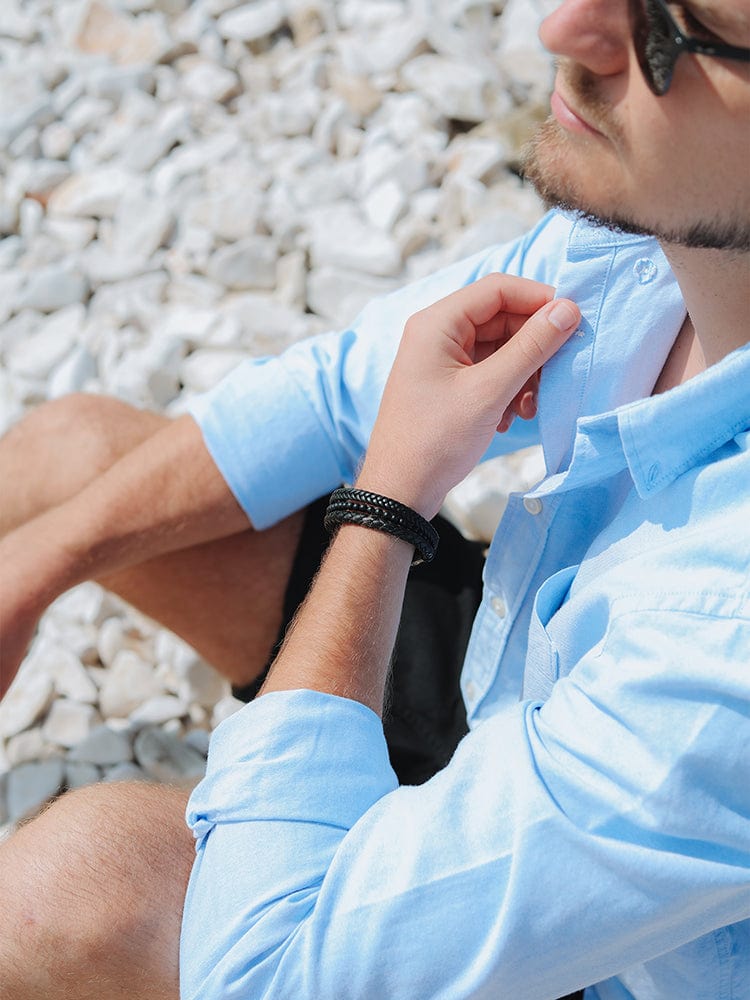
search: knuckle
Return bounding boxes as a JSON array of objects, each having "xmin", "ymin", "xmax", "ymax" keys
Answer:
[{"xmin": 516, "ymin": 327, "xmax": 547, "ymax": 368}]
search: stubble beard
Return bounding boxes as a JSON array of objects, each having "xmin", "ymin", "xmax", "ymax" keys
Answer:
[{"xmin": 521, "ymin": 101, "xmax": 750, "ymax": 254}]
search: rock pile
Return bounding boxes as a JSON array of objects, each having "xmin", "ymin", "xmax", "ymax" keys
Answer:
[{"xmin": 0, "ymin": 0, "xmax": 554, "ymax": 837}]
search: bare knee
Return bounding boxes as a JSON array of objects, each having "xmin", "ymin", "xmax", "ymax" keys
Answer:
[
  {"xmin": 0, "ymin": 394, "xmax": 172, "ymax": 531},
  {"xmin": 6, "ymin": 393, "xmax": 170, "ymax": 474},
  {"xmin": 0, "ymin": 781, "xmax": 194, "ymax": 1000}
]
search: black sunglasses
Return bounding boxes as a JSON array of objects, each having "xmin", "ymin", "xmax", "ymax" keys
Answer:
[{"xmin": 631, "ymin": 0, "xmax": 750, "ymax": 94}]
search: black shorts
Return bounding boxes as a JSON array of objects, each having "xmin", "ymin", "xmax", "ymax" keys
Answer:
[{"xmin": 232, "ymin": 494, "xmax": 486, "ymax": 786}]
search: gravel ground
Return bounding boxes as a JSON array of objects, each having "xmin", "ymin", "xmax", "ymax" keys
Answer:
[{"xmin": 0, "ymin": 0, "xmax": 555, "ymax": 837}]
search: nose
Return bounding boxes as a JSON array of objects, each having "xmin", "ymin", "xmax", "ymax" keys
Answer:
[{"xmin": 540, "ymin": 0, "xmax": 632, "ymax": 79}]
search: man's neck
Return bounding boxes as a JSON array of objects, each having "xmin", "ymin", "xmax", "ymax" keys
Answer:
[
  {"xmin": 651, "ymin": 315, "xmax": 704, "ymax": 395},
  {"xmin": 660, "ymin": 243, "xmax": 750, "ymax": 375}
]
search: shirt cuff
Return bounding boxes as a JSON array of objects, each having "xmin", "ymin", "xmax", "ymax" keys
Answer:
[
  {"xmin": 186, "ymin": 689, "xmax": 399, "ymax": 846},
  {"xmin": 186, "ymin": 356, "xmax": 344, "ymax": 530}
]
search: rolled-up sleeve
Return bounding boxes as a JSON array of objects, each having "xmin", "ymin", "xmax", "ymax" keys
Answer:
[
  {"xmin": 180, "ymin": 607, "xmax": 750, "ymax": 1000},
  {"xmin": 184, "ymin": 212, "xmax": 570, "ymax": 529}
]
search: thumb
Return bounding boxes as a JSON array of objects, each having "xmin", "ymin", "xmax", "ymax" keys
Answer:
[{"xmin": 477, "ymin": 297, "xmax": 580, "ymax": 398}]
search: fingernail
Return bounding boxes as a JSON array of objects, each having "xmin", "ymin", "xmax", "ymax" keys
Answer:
[{"xmin": 548, "ymin": 300, "xmax": 579, "ymax": 333}]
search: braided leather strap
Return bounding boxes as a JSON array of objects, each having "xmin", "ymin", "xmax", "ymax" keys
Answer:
[{"xmin": 324, "ymin": 487, "xmax": 439, "ymax": 565}]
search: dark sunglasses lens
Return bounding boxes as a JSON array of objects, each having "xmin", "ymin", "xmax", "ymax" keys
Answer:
[{"xmin": 633, "ymin": 0, "xmax": 677, "ymax": 94}]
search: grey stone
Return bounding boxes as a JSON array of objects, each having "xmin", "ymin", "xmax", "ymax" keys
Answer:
[
  {"xmin": 67, "ymin": 724, "xmax": 134, "ymax": 766},
  {"xmin": 65, "ymin": 761, "xmax": 102, "ymax": 790},
  {"xmin": 183, "ymin": 728, "xmax": 211, "ymax": 757},
  {"xmin": 133, "ymin": 727, "xmax": 207, "ymax": 782},
  {"xmin": 7, "ymin": 758, "xmax": 65, "ymax": 823},
  {"xmin": 102, "ymin": 762, "xmax": 149, "ymax": 782}
]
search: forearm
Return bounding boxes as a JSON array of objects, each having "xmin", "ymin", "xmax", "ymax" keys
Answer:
[
  {"xmin": 6, "ymin": 414, "xmax": 251, "ymax": 605},
  {"xmin": 260, "ymin": 482, "xmax": 414, "ymax": 716}
]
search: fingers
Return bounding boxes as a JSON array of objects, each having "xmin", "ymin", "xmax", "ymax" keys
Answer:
[
  {"xmin": 478, "ymin": 297, "xmax": 580, "ymax": 401},
  {"xmin": 418, "ymin": 274, "xmax": 555, "ymax": 344}
]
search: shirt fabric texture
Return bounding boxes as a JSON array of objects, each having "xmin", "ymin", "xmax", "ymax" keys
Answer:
[{"xmin": 181, "ymin": 211, "xmax": 750, "ymax": 1000}]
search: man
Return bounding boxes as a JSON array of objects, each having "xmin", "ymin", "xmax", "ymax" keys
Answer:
[{"xmin": 1, "ymin": 1, "xmax": 749, "ymax": 997}]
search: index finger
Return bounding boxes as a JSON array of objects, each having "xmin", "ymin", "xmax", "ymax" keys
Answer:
[{"xmin": 426, "ymin": 273, "xmax": 556, "ymax": 332}]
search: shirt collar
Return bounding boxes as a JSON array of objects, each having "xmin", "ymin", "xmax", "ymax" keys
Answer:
[
  {"xmin": 618, "ymin": 341, "xmax": 750, "ymax": 497},
  {"xmin": 534, "ymin": 342, "xmax": 750, "ymax": 500}
]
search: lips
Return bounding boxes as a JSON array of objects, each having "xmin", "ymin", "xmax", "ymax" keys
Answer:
[{"xmin": 550, "ymin": 90, "xmax": 605, "ymax": 137}]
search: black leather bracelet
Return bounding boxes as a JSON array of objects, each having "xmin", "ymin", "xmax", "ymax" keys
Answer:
[{"xmin": 324, "ymin": 487, "xmax": 439, "ymax": 565}]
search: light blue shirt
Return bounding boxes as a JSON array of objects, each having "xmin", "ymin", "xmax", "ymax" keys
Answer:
[{"xmin": 181, "ymin": 212, "xmax": 750, "ymax": 999}]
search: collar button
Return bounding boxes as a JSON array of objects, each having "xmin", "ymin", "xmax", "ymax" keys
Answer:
[
  {"xmin": 633, "ymin": 258, "xmax": 658, "ymax": 285},
  {"xmin": 523, "ymin": 496, "xmax": 543, "ymax": 516}
]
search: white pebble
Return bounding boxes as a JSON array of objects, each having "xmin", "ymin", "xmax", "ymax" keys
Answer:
[
  {"xmin": 129, "ymin": 695, "xmax": 190, "ymax": 727},
  {"xmin": 0, "ymin": 672, "xmax": 55, "ymax": 740},
  {"xmin": 42, "ymin": 699, "xmax": 101, "ymax": 749},
  {"xmin": 99, "ymin": 649, "xmax": 164, "ymax": 718}
]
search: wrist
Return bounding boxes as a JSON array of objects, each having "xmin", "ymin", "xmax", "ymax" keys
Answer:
[
  {"xmin": 356, "ymin": 463, "xmax": 441, "ymax": 522},
  {"xmin": 325, "ymin": 487, "xmax": 439, "ymax": 566}
]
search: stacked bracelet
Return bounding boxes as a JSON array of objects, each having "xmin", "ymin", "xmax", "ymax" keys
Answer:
[{"xmin": 324, "ymin": 487, "xmax": 439, "ymax": 565}]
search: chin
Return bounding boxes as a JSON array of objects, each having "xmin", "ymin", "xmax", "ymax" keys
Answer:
[{"xmin": 520, "ymin": 120, "xmax": 750, "ymax": 253}]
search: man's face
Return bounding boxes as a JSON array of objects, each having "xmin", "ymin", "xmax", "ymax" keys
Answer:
[{"xmin": 522, "ymin": 0, "xmax": 750, "ymax": 251}]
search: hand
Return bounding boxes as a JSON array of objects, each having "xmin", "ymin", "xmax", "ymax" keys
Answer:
[{"xmin": 359, "ymin": 274, "xmax": 580, "ymax": 520}]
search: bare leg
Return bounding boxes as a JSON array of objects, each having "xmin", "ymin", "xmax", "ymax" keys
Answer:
[
  {"xmin": 0, "ymin": 781, "xmax": 194, "ymax": 999},
  {"xmin": 0, "ymin": 394, "xmax": 304, "ymax": 687}
]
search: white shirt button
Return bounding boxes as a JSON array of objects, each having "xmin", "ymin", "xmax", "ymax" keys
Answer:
[
  {"xmin": 523, "ymin": 496, "xmax": 543, "ymax": 516},
  {"xmin": 491, "ymin": 596, "xmax": 506, "ymax": 618},
  {"xmin": 465, "ymin": 680, "xmax": 478, "ymax": 702}
]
